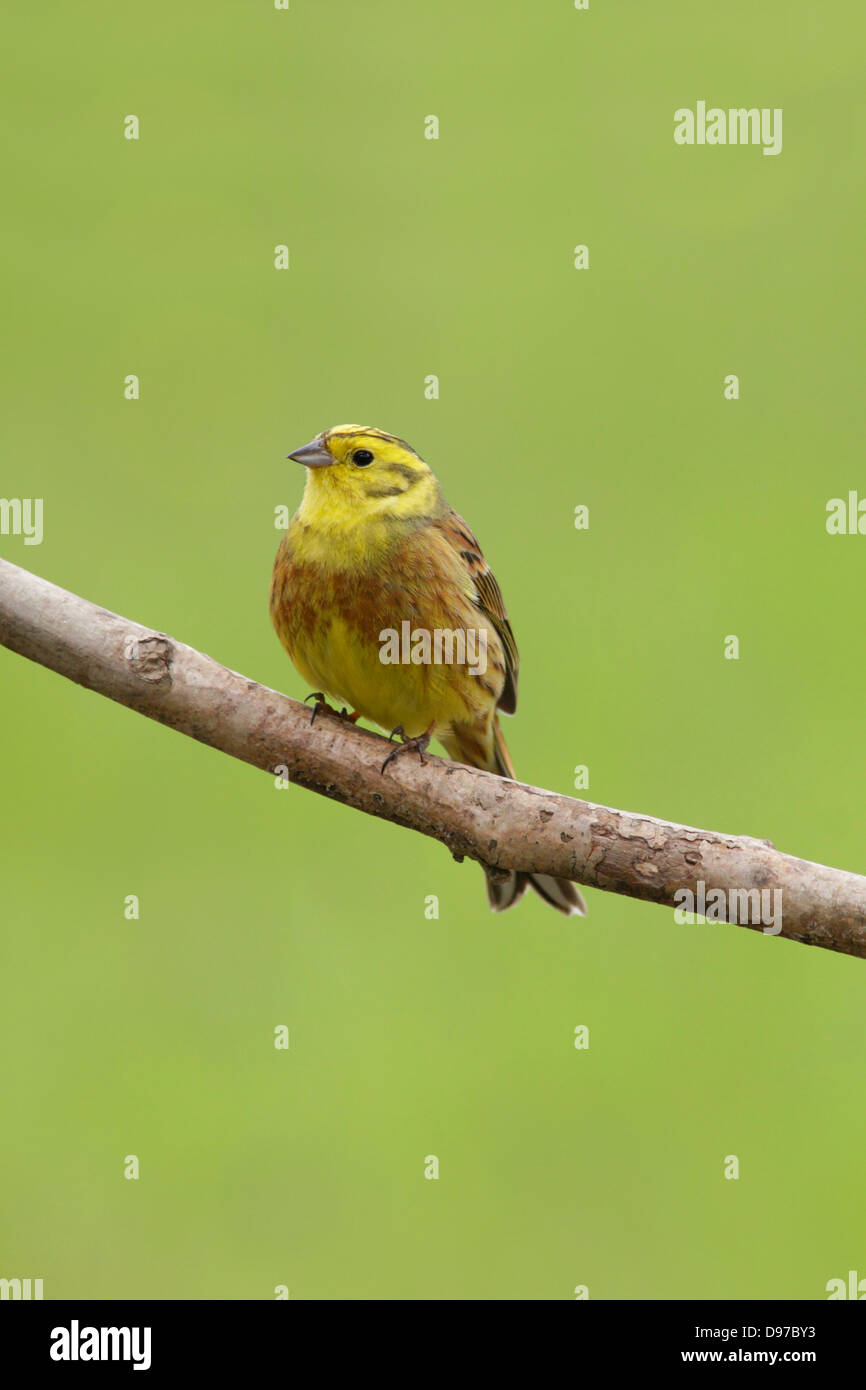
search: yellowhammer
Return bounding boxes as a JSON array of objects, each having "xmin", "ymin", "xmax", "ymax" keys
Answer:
[{"xmin": 270, "ymin": 424, "xmax": 586, "ymax": 917}]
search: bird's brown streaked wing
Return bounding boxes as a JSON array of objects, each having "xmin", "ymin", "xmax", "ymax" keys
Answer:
[{"xmin": 435, "ymin": 509, "xmax": 520, "ymax": 714}]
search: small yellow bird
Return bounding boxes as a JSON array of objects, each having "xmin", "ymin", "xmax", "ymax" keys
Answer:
[{"xmin": 270, "ymin": 424, "xmax": 586, "ymax": 917}]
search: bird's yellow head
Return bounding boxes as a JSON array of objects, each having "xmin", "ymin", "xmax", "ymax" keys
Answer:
[{"xmin": 288, "ymin": 425, "xmax": 441, "ymax": 529}]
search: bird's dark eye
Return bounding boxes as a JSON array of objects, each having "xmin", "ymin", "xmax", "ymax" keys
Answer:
[{"xmin": 352, "ymin": 449, "xmax": 374, "ymax": 466}]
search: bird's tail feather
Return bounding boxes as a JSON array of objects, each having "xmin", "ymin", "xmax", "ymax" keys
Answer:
[{"xmin": 484, "ymin": 866, "xmax": 587, "ymax": 917}]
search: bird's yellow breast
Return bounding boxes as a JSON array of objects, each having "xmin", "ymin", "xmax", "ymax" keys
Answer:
[{"xmin": 270, "ymin": 520, "xmax": 505, "ymax": 739}]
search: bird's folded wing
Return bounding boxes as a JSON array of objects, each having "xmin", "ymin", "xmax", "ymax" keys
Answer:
[{"xmin": 434, "ymin": 509, "xmax": 520, "ymax": 715}]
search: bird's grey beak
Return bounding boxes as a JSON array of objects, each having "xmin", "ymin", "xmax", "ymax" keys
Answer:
[{"xmin": 287, "ymin": 439, "xmax": 333, "ymax": 468}]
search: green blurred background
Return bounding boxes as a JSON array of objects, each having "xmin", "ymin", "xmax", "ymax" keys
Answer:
[{"xmin": 2, "ymin": 0, "xmax": 864, "ymax": 1300}]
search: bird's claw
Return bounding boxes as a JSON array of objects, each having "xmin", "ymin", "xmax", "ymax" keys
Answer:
[
  {"xmin": 304, "ymin": 691, "xmax": 330, "ymax": 726},
  {"xmin": 381, "ymin": 724, "xmax": 433, "ymax": 775},
  {"xmin": 304, "ymin": 693, "xmax": 361, "ymax": 727}
]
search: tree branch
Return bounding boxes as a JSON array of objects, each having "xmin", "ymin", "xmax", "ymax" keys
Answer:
[{"xmin": 1, "ymin": 556, "xmax": 864, "ymax": 959}]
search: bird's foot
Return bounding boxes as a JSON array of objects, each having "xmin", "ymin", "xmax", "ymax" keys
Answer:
[
  {"xmin": 304, "ymin": 693, "xmax": 361, "ymax": 727},
  {"xmin": 303, "ymin": 691, "xmax": 331, "ymax": 725},
  {"xmin": 381, "ymin": 723, "xmax": 435, "ymax": 774}
]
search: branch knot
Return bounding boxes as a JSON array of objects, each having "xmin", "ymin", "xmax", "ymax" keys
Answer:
[{"xmin": 124, "ymin": 633, "xmax": 173, "ymax": 686}]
